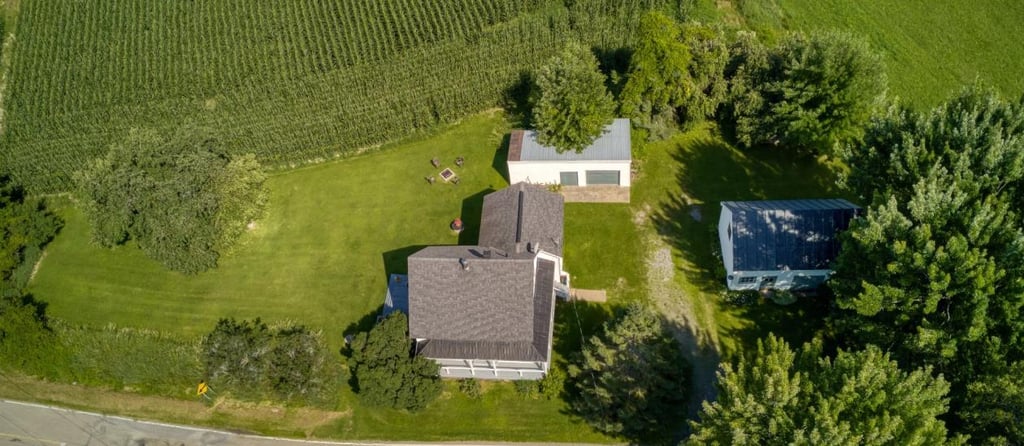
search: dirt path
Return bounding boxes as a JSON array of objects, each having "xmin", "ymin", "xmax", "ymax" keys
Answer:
[{"xmin": 638, "ymin": 206, "xmax": 720, "ymax": 433}]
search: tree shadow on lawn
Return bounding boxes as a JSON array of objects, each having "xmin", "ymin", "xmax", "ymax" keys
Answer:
[
  {"xmin": 717, "ymin": 294, "xmax": 831, "ymax": 358},
  {"xmin": 651, "ymin": 137, "xmax": 843, "ymax": 293}
]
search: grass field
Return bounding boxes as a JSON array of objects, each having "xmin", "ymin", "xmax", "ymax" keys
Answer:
[
  {"xmin": 1, "ymin": 0, "xmax": 673, "ymax": 192},
  {"xmin": 736, "ymin": 0, "xmax": 1024, "ymax": 108}
]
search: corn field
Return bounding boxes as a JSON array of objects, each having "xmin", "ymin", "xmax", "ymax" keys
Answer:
[{"xmin": 1, "ymin": 0, "xmax": 674, "ymax": 192}]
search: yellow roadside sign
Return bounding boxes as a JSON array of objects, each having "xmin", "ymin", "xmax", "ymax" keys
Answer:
[{"xmin": 197, "ymin": 381, "xmax": 210, "ymax": 396}]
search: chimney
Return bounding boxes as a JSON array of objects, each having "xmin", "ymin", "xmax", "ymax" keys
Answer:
[{"xmin": 459, "ymin": 258, "xmax": 469, "ymax": 271}]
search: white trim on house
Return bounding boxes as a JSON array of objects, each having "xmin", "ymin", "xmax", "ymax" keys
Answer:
[
  {"xmin": 433, "ymin": 358, "xmax": 548, "ymax": 380},
  {"xmin": 726, "ymin": 269, "xmax": 834, "ymax": 291}
]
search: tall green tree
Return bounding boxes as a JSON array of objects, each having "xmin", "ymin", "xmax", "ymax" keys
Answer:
[
  {"xmin": 0, "ymin": 174, "xmax": 61, "ymax": 293},
  {"xmin": 961, "ymin": 361, "xmax": 1024, "ymax": 445},
  {"xmin": 75, "ymin": 127, "xmax": 266, "ymax": 274},
  {"xmin": 348, "ymin": 312, "xmax": 441, "ymax": 411},
  {"xmin": 833, "ymin": 86, "xmax": 1024, "ymax": 443},
  {"xmin": 688, "ymin": 335, "xmax": 961, "ymax": 445},
  {"xmin": 726, "ymin": 30, "xmax": 886, "ymax": 154},
  {"xmin": 532, "ymin": 41, "xmax": 616, "ymax": 153},
  {"xmin": 619, "ymin": 11, "xmax": 691, "ymax": 139},
  {"xmin": 568, "ymin": 302, "xmax": 687, "ymax": 443},
  {"xmin": 679, "ymin": 22, "xmax": 729, "ymax": 125}
]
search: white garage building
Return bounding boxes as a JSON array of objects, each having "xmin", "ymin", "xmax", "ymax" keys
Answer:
[{"xmin": 507, "ymin": 118, "xmax": 631, "ymax": 203}]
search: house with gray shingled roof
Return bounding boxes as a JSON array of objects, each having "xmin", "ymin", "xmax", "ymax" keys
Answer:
[
  {"xmin": 507, "ymin": 118, "xmax": 631, "ymax": 203},
  {"xmin": 718, "ymin": 199, "xmax": 861, "ymax": 291},
  {"xmin": 386, "ymin": 182, "xmax": 567, "ymax": 380}
]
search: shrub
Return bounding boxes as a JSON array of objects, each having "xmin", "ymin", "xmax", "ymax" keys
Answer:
[
  {"xmin": 458, "ymin": 378, "xmax": 482, "ymax": 399},
  {"xmin": 514, "ymin": 379, "xmax": 539, "ymax": 399}
]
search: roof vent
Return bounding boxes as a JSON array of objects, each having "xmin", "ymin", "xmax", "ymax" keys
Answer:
[{"xmin": 458, "ymin": 258, "xmax": 469, "ymax": 271}]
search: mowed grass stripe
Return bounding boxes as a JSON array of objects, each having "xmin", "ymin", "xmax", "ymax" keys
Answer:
[{"xmin": 29, "ymin": 112, "xmax": 511, "ymax": 349}]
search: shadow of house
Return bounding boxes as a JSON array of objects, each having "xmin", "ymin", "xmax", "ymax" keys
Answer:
[
  {"xmin": 381, "ymin": 245, "xmax": 428, "ymax": 277},
  {"xmin": 491, "ymin": 133, "xmax": 511, "ymax": 184},
  {"xmin": 457, "ymin": 188, "xmax": 495, "ymax": 246}
]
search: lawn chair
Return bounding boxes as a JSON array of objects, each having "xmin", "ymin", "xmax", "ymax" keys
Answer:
[
  {"xmin": 455, "ymin": 156, "xmax": 464, "ymax": 167},
  {"xmin": 425, "ymin": 176, "xmax": 435, "ymax": 184},
  {"xmin": 431, "ymin": 158, "xmax": 440, "ymax": 167},
  {"xmin": 452, "ymin": 176, "xmax": 461, "ymax": 185}
]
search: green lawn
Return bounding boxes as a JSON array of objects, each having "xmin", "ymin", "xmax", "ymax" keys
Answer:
[
  {"xmin": 31, "ymin": 113, "xmax": 507, "ymax": 348},
  {"xmin": 738, "ymin": 0, "xmax": 1024, "ymax": 108},
  {"xmin": 25, "ymin": 110, "xmax": 636, "ymax": 442}
]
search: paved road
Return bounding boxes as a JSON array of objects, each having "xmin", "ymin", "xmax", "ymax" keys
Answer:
[{"xmin": 0, "ymin": 399, "xmax": 584, "ymax": 446}]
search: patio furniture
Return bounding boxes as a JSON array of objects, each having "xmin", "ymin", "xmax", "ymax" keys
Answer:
[
  {"xmin": 455, "ymin": 156, "xmax": 464, "ymax": 167},
  {"xmin": 425, "ymin": 176, "xmax": 435, "ymax": 184},
  {"xmin": 452, "ymin": 176, "xmax": 460, "ymax": 185},
  {"xmin": 431, "ymin": 158, "xmax": 441, "ymax": 167},
  {"xmin": 439, "ymin": 168, "xmax": 455, "ymax": 181}
]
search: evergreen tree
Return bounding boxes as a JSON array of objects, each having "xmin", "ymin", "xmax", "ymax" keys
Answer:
[
  {"xmin": 961, "ymin": 361, "xmax": 1024, "ymax": 445},
  {"xmin": 688, "ymin": 335, "xmax": 961, "ymax": 445},
  {"xmin": 568, "ymin": 303, "xmax": 687, "ymax": 443},
  {"xmin": 532, "ymin": 41, "xmax": 616, "ymax": 153},
  {"xmin": 833, "ymin": 85, "xmax": 1024, "ymax": 443},
  {"xmin": 348, "ymin": 312, "xmax": 442, "ymax": 411}
]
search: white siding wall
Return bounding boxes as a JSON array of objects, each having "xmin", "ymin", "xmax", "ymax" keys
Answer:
[
  {"xmin": 508, "ymin": 160, "xmax": 631, "ymax": 187},
  {"xmin": 726, "ymin": 269, "xmax": 833, "ymax": 291},
  {"xmin": 718, "ymin": 207, "xmax": 734, "ymax": 276}
]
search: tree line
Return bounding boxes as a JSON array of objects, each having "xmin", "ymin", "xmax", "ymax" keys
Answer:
[{"xmin": 532, "ymin": 9, "xmax": 1022, "ymax": 444}]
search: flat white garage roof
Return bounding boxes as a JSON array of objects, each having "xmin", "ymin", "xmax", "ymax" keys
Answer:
[{"xmin": 509, "ymin": 118, "xmax": 631, "ymax": 162}]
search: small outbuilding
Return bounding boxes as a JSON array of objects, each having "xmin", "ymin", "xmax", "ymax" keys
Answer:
[
  {"xmin": 507, "ymin": 118, "xmax": 631, "ymax": 203},
  {"xmin": 718, "ymin": 199, "xmax": 861, "ymax": 291}
]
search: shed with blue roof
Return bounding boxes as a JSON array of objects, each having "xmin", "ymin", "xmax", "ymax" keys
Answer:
[{"xmin": 718, "ymin": 199, "xmax": 861, "ymax": 291}]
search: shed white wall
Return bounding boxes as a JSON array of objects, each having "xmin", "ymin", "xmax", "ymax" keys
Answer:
[
  {"xmin": 508, "ymin": 160, "xmax": 631, "ymax": 187},
  {"xmin": 726, "ymin": 269, "xmax": 833, "ymax": 291},
  {"xmin": 718, "ymin": 206, "xmax": 734, "ymax": 276}
]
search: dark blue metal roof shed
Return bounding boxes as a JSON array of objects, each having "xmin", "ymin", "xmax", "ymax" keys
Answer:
[{"xmin": 722, "ymin": 199, "xmax": 861, "ymax": 271}]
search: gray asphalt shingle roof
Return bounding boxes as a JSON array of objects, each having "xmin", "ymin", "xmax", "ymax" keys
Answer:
[
  {"xmin": 408, "ymin": 248, "xmax": 556, "ymax": 362},
  {"xmin": 479, "ymin": 182, "xmax": 564, "ymax": 256},
  {"xmin": 509, "ymin": 118, "xmax": 631, "ymax": 162},
  {"xmin": 405, "ymin": 183, "xmax": 564, "ymax": 363},
  {"xmin": 723, "ymin": 199, "xmax": 861, "ymax": 271}
]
